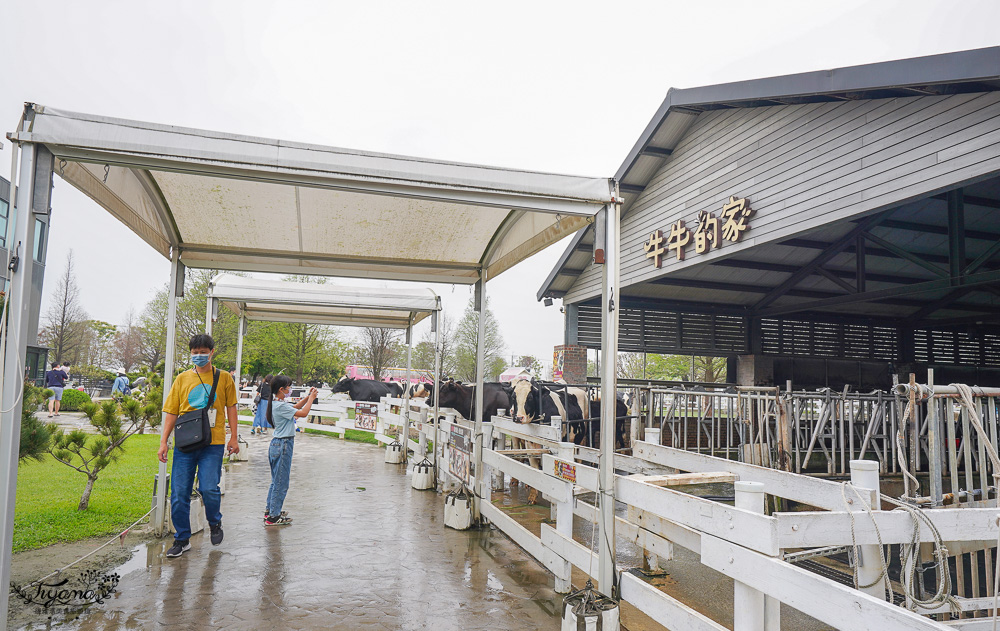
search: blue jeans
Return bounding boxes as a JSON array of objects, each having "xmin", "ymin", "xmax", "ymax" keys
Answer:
[
  {"xmin": 266, "ymin": 437, "xmax": 294, "ymax": 517},
  {"xmin": 171, "ymin": 444, "xmax": 224, "ymax": 541},
  {"xmin": 252, "ymin": 400, "xmax": 269, "ymax": 431}
]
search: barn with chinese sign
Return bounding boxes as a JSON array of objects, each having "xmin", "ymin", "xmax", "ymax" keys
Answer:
[{"xmin": 540, "ymin": 46, "xmax": 1000, "ymax": 389}]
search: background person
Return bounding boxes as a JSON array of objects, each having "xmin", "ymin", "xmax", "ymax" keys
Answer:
[
  {"xmin": 158, "ymin": 334, "xmax": 239, "ymax": 558},
  {"xmin": 45, "ymin": 361, "xmax": 67, "ymax": 417},
  {"xmin": 263, "ymin": 376, "xmax": 316, "ymax": 526},
  {"xmin": 111, "ymin": 371, "xmax": 131, "ymax": 398},
  {"xmin": 251, "ymin": 374, "xmax": 273, "ymax": 435}
]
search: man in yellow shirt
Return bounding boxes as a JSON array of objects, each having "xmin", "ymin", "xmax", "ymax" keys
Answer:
[{"xmin": 158, "ymin": 334, "xmax": 240, "ymax": 558}]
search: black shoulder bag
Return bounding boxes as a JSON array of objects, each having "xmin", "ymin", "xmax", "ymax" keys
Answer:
[{"xmin": 174, "ymin": 369, "xmax": 220, "ymax": 453}]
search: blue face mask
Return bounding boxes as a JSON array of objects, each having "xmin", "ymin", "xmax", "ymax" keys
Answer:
[{"xmin": 191, "ymin": 353, "xmax": 211, "ymax": 367}]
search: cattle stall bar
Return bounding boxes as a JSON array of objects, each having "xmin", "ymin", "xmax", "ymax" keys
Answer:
[
  {"xmin": 0, "ymin": 103, "xmax": 616, "ymax": 620},
  {"xmin": 203, "ymin": 272, "xmax": 441, "ymax": 455}
]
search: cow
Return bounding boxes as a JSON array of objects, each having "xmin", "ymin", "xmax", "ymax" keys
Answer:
[
  {"xmin": 508, "ymin": 379, "xmax": 592, "ymax": 504},
  {"xmin": 409, "ymin": 382, "xmax": 433, "ymax": 399},
  {"xmin": 331, "ymin": 377, "xmax": 398, "ymax": 402},
  {"xmin": 509, "ymin": 379, "xmax": 587, "ymax": 442},
  {"xmin": 588, "ymin": 397, "xmax": 630, "ymax": 450},
  {"xmin": 385, "ymin": 381, "xmax": 405, "ymax": 397},
  {"xmin": 430, "ymin": 380, "xmax": 510, "ymax": 421}
]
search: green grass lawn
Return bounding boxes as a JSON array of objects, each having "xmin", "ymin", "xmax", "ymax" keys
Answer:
[{"xmin": 14, "ymin": 434, "xmax": 166, "ymax": 552}]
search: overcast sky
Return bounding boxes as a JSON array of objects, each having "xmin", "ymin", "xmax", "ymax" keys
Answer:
[{"xmin": 2, "ymin": 0, "xmax": 998, "ymax": 369}]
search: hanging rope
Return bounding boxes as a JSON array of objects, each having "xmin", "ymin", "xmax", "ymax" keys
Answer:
[
  {"xmin": 841, "ymin": 482, "xmax": 891, "ymax": 598},
  {"xmin": 842, "ymin": 481, "xmax": 960, "ymax": 613},
  {"xmin": 894, "ymin": 396, "xmax": 921, "ymax": 496},
  {"xmin": 881, "ymin": 493, "xmax": 959, "ymax": 614},
  {"xmin": 950, "ymin": 383, "xmax": 1000, "ymax": 474}
]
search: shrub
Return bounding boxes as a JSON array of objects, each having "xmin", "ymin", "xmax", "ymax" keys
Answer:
[
  {"xmin": 20, "ymin": 384, "xmax": 52, "ymax": 463},
  {"xmin": 59, "ymin": 388, "xmax": 93, "ymax": 412}
]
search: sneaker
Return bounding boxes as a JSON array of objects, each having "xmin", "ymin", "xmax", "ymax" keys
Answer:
[
  {"xmin": 263, "ymin": 510, "xmax": 289, "ymax": 519},
  {"xmin": 210, "ymin": 521, "xmax": 224, "ymax": 545},
  {"xmin": 166, "ymin": 540, "xmax": 191, "ymax": 557},
  {"xmin": 264, "ymin": 515, "xmax": 292, "ymax": 526}
]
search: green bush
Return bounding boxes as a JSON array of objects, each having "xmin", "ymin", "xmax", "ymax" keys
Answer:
[{"xmin": 59, "ymin": 388, "xmax": 93, "ymax": 412}]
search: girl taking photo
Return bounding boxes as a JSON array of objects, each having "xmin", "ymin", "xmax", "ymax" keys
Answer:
[{"xmin": 263, "ymin": 376, "xmax": 317, "ymax": 526}]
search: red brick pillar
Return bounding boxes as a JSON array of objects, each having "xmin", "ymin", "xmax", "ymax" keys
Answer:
[{"xmin": 553, "ymin": 345, "xmax": 587, "ymax": 385}]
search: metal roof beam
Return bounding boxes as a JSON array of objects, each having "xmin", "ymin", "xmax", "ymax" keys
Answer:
[
  {"xmin": 710, "ymin": 258, "xmax": 934, "ymax": 286},
  {"xmin": 870, "ymin": 218, "xmax": 1000, "ymax": 242},
  {"xmin": 619, "ymin": 183, "xmax": 646, "ymax": 194},
  {"xmin": 903, "ymin": 286, "xmax": 976, "ymax": 323},
  {"xmin": 932, "ymin": 193, "xmax": 1000, "ymax": 210},
  {"xmin": 639, "ymin": 146, "xmax": 673, "ymax": 158},
  {"xmin": 815, "ymin": 266, "xmax": 857, "ymax": 293},
  {"xmin": 753, "ymin": 211, "xmax": 892, "ymax": 311},
  {"xmin": 650, "ymin": 275, "xmax": 996, "ymax": 313},
  {"xmin": 861, "ymin": 231, "xmax": 950, "ymax": 278},
  {"xmin": 755, "ymin": 269, "xmax": 1000, "ymax": 318}
]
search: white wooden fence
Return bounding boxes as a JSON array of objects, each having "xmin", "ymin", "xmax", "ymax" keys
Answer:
[{"xmin": 478, "ymin": 410, "xmax": 1000, "ymax": 631}]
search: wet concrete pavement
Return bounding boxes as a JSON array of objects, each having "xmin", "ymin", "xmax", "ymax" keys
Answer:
[{"xmin": 68, "ymin": 433, "xmax": 566, "ymax": 630}]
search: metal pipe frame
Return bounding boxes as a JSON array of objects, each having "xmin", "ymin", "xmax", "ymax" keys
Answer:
[
  {"xmin": 473, "ymin": 268, "xmax": 487, "ymax": 520},
  {"xmin": 598, "ymin": 194, "xmax": 621, "ymax": 595},
  {"xmin": 0, "ymin": 141, "xmax": 40, "ymax": 623},
  {"xmin": 153, "ymin": 250, "xmax": 182, "ymax": 536}
]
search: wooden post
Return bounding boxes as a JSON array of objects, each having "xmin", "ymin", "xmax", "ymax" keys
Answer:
[
  {"xmin": 849, "ymin": 459, "xmax": 886, "ymax": 600},
  {"xmin": 778, "ymin": 383, "xmax": 792, "ymax": 472}
]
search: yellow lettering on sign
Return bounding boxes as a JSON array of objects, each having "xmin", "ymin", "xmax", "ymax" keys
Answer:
[
  {"xmin": 695, "ymin": 210, "xmax": 720, "ymax": 254},
  {"xmin": 721, "ymin": 196, "xmax": 753, "ymax": 242},
  {"xmin": 643, "ymin": 229, "xmax": 666, "ymax": 268},
  {"xmin": 667, "ymin": 220, "xmax": 691, "ymax": 261}
]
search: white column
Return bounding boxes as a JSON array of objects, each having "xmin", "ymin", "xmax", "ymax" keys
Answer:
[
  {"xmin": 234, "ymin": 313, "xmax": 245, "ymax": 388},
  {"xmin": 598, "ymin": 196, "xmax": 620, "ymax": 595},
  {"xmin": 473, "ymin": 269, "xmax": 487, "ymax": 520},
  {"xmin": 204, "ymin": 295, "xmax": 214, "ymax": 336},
  {"xmin": 553, "ymin": 441, "xmax": 576, "ymax": 593},
  {"xmin": 153, "ymin": 250, "xmax": 182, "ymax": 536},
  {"xmin": 0, "ymin": 142, "xmax": 40, "ymax": 624},
  {"xmin": 734, "ymin": 481, "xmax": 776, "ymax": 631},
  {"xmin": 432, "ymin": 304, "xmax": 442, "ymax": 483},
  {"xmin": 849, "ymin": 459, "xmax": 886, "ymax": 599},
  {"xmin": 402, "ymin": 319, "xmax": 413, "ymax": 461}
]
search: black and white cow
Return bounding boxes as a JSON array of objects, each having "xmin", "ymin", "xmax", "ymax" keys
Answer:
[
  {"xmin": 431, "ymin": 380, "xmax": 510, "ymax": 421},
  {"xmin": 331, "ymin": 377, "xmax": 398, "ymax": 402},
  {"xmin": 509, "ymin": 379, "xmax": 587, "ymax": 441},
  {"xmin": 409, "ymin": 382, "xmax": 433, "ymax": 399}
]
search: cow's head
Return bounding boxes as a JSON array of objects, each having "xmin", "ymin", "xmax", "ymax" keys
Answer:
[
  {"xmin": 331, "ymin": 376, "xmax": 354, "ymax": 393},
  {"xmin": 510, "ymin": 379, "xmax": 541, "ymax": 424}
]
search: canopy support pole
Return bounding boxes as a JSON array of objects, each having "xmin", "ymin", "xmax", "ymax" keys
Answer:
[
  {"xmin": 598, "ymin": 191, "xmax": 621, "ymax": 596},
  {"xmin": 0, "ymin": 142, "xmax": 41, "ymax": 623},
  {"xmin": 154, "ymin": 250, "xmax": 182, "ymax": 537},
  {"xmin": 402, "ymin": 316, "xmax": 413, "ymax": 463},
  {"xmin": 473, "ymin": 268, "xmax": 487, "ymax": 521},
  {"xmin": 234, "ymin": 312, "xmax": 246, "ymax": 392},
  {"xmin": 432, "ymin": 304, "xmax": 442, "ymax": 483},
  {"xmin": 205, "ymin": 296, "xmax": 215, "ymax": 336}
]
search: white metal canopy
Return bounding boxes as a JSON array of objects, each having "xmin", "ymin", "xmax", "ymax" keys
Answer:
[
  {"xmin": 207, "ymin": 273, "xmax": 440, "ymax": 329},
  {"xmin": 1, "ymin": 103, "xmax": 622, "ymax": 618},
  {"xmin": 13, "ymin": 104, "xmax": 611, "ymax": 283}
]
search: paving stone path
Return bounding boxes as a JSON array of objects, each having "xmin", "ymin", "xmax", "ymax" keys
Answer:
[{"xmin": 71, "ymin": 433, "xmax": 564, "ymax": 630}]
